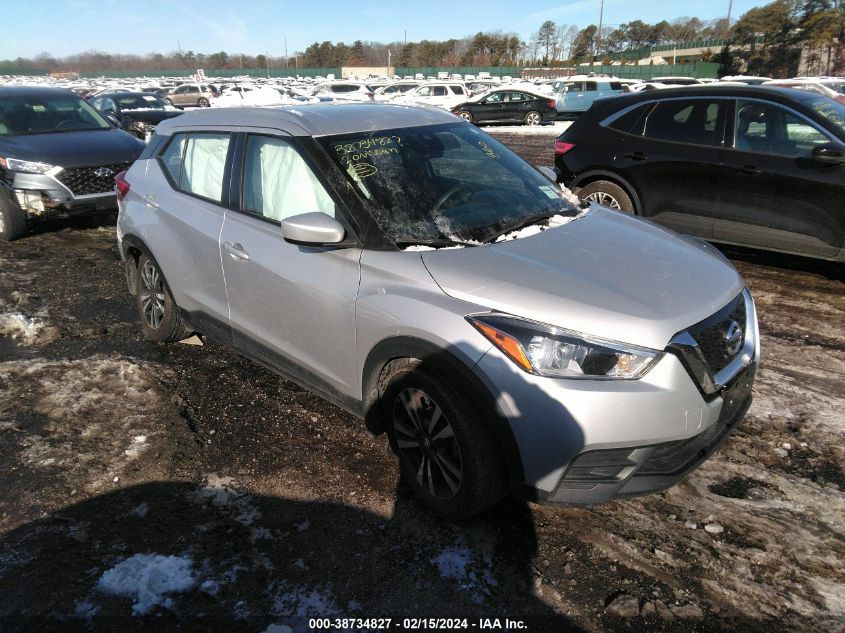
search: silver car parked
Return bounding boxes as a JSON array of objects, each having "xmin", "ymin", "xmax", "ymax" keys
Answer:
[{"xmin": 115, "ymin": 103, "xmax": 759, "ymax": 518}]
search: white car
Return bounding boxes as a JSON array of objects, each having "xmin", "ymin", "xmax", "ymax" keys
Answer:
[
  {"xmin": 395, "ymin": 82, "xmax": 470, "ymax": 110},
  {"xmin": 309, "ymin": 82, "xmax": 374, "ymax": 102},
  {"xmin": 373, "ymin": 81, "xmax": 421, "ymax": 101}
]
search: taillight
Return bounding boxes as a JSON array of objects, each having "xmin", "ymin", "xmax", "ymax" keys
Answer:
[
  {"xmin": 366, "ymin": 92, "xmax": 375, "ymax": 99},
  {"xmin": 115, "ymin": 170, "xmax": 130, "ymax": 201},
  {"xmin": 554, "ymin": 140, "xmax": 575, "ymax": 156},
  {"xmin": 547, "ymin": 99, "xmax": 557, "ymax": 109}
]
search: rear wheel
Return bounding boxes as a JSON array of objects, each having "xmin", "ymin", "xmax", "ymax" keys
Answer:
[
  {"xmin": 197, "ymin": 97, "xmax": 210, "ymax": 107},
  {"xmin": 384, "ymin": 359, "xmax": 506, "ymax": 519},
  {"xmin": 457, "ymin": 110, "xmax": 473, "ymax": 123},
  {"xmin": 136, "ymin": 253, "xmax": 190, "ymax": 342},
  {"xmin": 0, "ymin": 192, "xmax": 26, "ymax": 241},
  {"xmin": 524, "ymin": 110, "xmax": 542, "ymax": 126},
  {"xmin": 578, "ymin": 180, "xmax": 634, "ymax": 213}
]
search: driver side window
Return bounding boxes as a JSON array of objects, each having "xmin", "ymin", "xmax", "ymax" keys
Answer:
[{"xmin": 735, "ymin": 99, "xmax": 830, "ymax": 157}]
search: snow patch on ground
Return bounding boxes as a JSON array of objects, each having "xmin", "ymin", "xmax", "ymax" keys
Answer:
[
  {"xmin": 486, "ymin": 121, "xmax": 571, "ymax": 136},
  {"xmin": 432, "ymin": 537, "xmax": 497, "ymax": 604},
  {"xmin": 0, "ymin": 311, "xmax": 57, "ymax": 346},
  {"xmin": 0, "ymin": 356, "xmax": 168, "ymax": 491},
  {"xmin": 194, "ymin": 474, "xmax": 262, "ymax": 527},
  {"xmin": 96, "ymin": 554, "xmax": 195, "ymax": 615}
]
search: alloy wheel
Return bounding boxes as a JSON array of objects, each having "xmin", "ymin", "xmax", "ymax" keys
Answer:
[
  {"xmin": 392, "ymin": 387, "xmax": 463, "ymax": 499},
  {"xmin": 584, "ymin": 191, "xmax": 621, "ymax": 209},
  {"xmin": 139, "ymin": 261, "xmax": 166, "ymax": 329},
  {"xmin": 525, "ymin": 112, "xmax": 541, "ymax": 125}
]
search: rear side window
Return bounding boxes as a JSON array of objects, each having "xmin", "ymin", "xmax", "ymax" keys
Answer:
[
  {"xmin": 450, "ymin": 86, "xmax": 464, "ymax": 94},
  {"xmin": 606, "ymin": 103, "xmax": 654, "ymax": 135},
  {"xmin": 609, "ymin": 82, "xmax": 622, "ymax": 90},
  {"xmin": 433, "ymin": 86, "xmax": 447, "ymax": 96},
  {"xmin": 641, "ymin": 99, "xmax": 723, "ymax": 145},
  {"xmin": 584, "ymin": 82, "xmax": 597, "ymax": 91},
  {"xmin": 241, "ymin": 135, "xmax": 335, "ymax": 222},
  {"xmin": 160, "ymin": 132, "xmax": 230, "ymax": 203}
]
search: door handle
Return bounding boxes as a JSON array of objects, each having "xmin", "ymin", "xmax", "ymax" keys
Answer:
[
  {"xmin": 624, "ymin": 152, "xmax": 648, "ymax": 161},
  {"xmin": 143, "ymin": 193, "xmax": 159, "ymax": 208},
  {"xmin": 735, "ymin": 165, "xmax": 761, "ymax": 175},
  {"xmin": 223, "ymin": 241, "xmax": 249, "ymax": 261}
]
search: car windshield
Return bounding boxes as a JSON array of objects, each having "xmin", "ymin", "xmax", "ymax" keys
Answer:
[
  {"xmin": 319, "ymin": 122, "xmax": 578, "ymax": 244},
  {"xmin": 117, "ymin": 94, "xmax": 167, "ymax": 111},
  {"xmin": 0, "ymin": 93, "xmax": 111, "ymax": 136},
  {"xmin": 807, "ymin": 96, "xmax": 845, "ymax": 135}
]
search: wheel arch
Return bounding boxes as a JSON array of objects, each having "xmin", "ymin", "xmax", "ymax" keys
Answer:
[
  {"xmin": 571, "ymin": 170, "xmax": 642, "ymax": 214},
  {"xmin": 361, "ymin": 336, "xmax": 525, "ymax": 489}
]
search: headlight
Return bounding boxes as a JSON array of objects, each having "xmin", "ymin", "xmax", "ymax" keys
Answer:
[
  {"xmin": 467, "ymin": 313, "xmax": 661, "ymax": 379},
  {"xmin": 0, "ymin": 157, "xmax": 55, "ymax": 174}
]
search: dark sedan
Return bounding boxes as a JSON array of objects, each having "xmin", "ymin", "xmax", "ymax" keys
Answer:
[
  {"xmin": 452, "ymin": 89, "xmax": 557, "ymax": 126},
  {"xmin": 0, "ymin": 86, "xmax": 145, "ymax": 240},
  {"xmin": 555, "ymin": 85, "xmax": 845, "ymax": 261},
  {"xmin": 89, "ymin": 92, "xmax": 184, "ymax": 140}
]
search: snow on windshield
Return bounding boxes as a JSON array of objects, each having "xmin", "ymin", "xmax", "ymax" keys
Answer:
[{"xmin": 319, "ymin": 122, "xmax": 581, "ymax": 248}]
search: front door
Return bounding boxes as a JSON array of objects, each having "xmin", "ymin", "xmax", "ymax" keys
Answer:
[
  {"xmin": 219, "ymin": 132, "xmax": 361, "ymax": 400},
  {"xmin": 714, "ymin": 98, "xmax": 844, "ymax": 258}
]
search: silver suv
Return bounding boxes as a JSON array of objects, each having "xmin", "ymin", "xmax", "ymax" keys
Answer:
[{"xmin": 116, "ymin": 103, "xmax": 759, "ymax": 518}]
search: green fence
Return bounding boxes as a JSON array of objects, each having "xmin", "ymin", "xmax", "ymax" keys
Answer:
[{"xmin": 570, "ymin": 62, "xmax": 720, "ymax": 79}]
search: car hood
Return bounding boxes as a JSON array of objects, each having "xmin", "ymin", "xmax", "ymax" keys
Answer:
[
  {"xmin": 420, "ymin": 207, "xmax": 745, "ymax": 350},
  {"xmin": 0, "ymin": 128, "xmax": 145, "ymax": 168}
]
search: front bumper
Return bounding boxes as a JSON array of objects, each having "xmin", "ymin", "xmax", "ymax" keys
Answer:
[
  {"xmin": 6, "ymin": 170, "xmax": 118, "ymax": 219},
  {"xmin": 472, "ymin": 290, "xmax": 759, "ymax": 505}
]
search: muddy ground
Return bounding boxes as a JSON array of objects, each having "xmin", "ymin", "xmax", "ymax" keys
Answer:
[{"xmin": 0, "ymin": 128, "xmax": 842, "ymax": 633}]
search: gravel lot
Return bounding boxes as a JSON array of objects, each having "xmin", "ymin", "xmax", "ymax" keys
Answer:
[{"xmin": 0, "ymin": 127, "xmax": 842, "ymax": 632}]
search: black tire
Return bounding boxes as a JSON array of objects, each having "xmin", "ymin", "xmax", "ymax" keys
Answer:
[
  {"xmin": 136, "ymin": 252, "xmax": 190, "ymax": 343},
  {"xmin": 384, "ymin": 359, "xmax": 506, "ymax": 519},
  {"xmin": 0, "ymin": 191, "xmax": 26, "ymax": 241},
  {"xmin": 197, "ymin": 97, "xmax": 210, "ymax": 107},
  {"xmin": 456, "ymin": 110, "xmax": 474, "ymax": 123},
  {"xmin": 524, "ymin": 110, "xmax": 542, "ymax": 126},
  {"xmin": 578, "ymin": 180, "xmax": 634, "ymax": 213}
]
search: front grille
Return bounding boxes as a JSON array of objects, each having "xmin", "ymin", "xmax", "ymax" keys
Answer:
[
  {"xmin": 55, "ymin": 163, "xmax": 129, "ymax": 196},
  {"xmin": 686, "ymin": 293, "xmax": 747, "ymax": 374}
]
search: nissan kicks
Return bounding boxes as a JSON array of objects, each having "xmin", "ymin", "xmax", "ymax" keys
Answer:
[{"xmin": 116, "ymin": 103, "xmax": 759, "ymax": 518}]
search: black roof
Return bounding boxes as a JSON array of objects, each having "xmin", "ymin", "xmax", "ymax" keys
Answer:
[
  {"xmin": 615, "ymin": 84, "xmax": 825, "ymax": 106},
  {"xmin": 0, "ymin": 86, "xmax": 79, "ymax": 98}
]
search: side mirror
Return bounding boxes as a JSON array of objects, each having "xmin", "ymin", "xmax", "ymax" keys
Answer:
[
  {"xmin": 812, "ymin": 142, "xmax": 845, "ymax": 165},
  {"xmin": 536, "ymin": 165, "xmax": 559, "ymax": 184},
  {"xmin": 281, "ymin": 212, "xmax": 346, "ymax": 246}
]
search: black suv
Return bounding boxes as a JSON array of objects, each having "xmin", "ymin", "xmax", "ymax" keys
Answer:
[
  {"xmin": 89, "ymin": 91, "xmax": 183, "ymax": 140},
  {"xmin": 0, "ymin": 87, "xmax": 145, "ymax": 240},
  {"xmin": 555, "ymin": 85, "xmax": 845, "ymax": 261}
]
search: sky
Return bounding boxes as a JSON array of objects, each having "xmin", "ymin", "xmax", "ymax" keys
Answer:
[{"xmin": 1, "ymin": 0, "xmax": 766, "ymax": 60}]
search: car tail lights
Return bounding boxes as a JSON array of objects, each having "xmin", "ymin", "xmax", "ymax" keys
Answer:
[
  {"xmin": 555, "ymin": 140, "xmax": 576, "ymax": 155},
  {"xmin": 115, "ymin": 170, "xmax": 130, "ymax": 201}
]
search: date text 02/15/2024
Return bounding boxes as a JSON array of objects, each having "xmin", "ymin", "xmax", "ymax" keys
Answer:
[{"xmin": 308, "ymin": 618, "xmax": 529, "ymax": 630}]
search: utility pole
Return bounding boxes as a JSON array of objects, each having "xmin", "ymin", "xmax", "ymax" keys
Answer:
[
  {"xmin": 725, "ymin": 0, "xmax": 733, "ymax": 39},
  {"xmin": 388, "ymin": 49, "xmax": 392, "ymax": 73},
  {"xmin": 596, "ymin": 0, "xmax": 605, "ymax": 64}
]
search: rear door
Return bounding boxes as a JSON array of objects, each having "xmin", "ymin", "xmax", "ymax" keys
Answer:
[
  {"xmin": 714, "ymin": 98, "xmax": 844, "ymax": 258},
  {"xmin": 146, "ymin": 130, "xmax": 235, "ymax": 338},
  {"xmin": 219, "ymin": 131, "xmax": 361, "ymax": 399},
  {"xmin": 613, "ymin": 97, "xmax": 728, "ymax": 238},
  {"xmin": 503, "ymin": 92, "xmax": 530, "ymax": 122}
]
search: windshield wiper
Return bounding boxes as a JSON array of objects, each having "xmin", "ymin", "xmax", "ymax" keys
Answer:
[
  {"xmin": 394, "ymin": 238, "xmax": 478, "ymax": 249},
  {"xmin": 480, "ymin": 211, "xmax": 561, "ymax": 243}
]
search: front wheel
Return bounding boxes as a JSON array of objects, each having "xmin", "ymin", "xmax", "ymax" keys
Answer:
[
  {"xmin": 0, "ymin": 192, "xmax": 26, "ymax": 241},
  {"xmin": 524, "ymin": 110, "xmax": 542, "ymax": 126},
  {"xmin": 136, "ymin": 253, "xmax": 190, "ymax": 342},
  {"xmin": 197, "ymin": 97, "xmax": 210, "ymax": 107},
  {"xmin": 384, "ymin": 359, "xmax": 506, "ymax": 519},
  {"xmin": 578, "ymin": 180, "xmax": 634, "ymax": 213}
]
